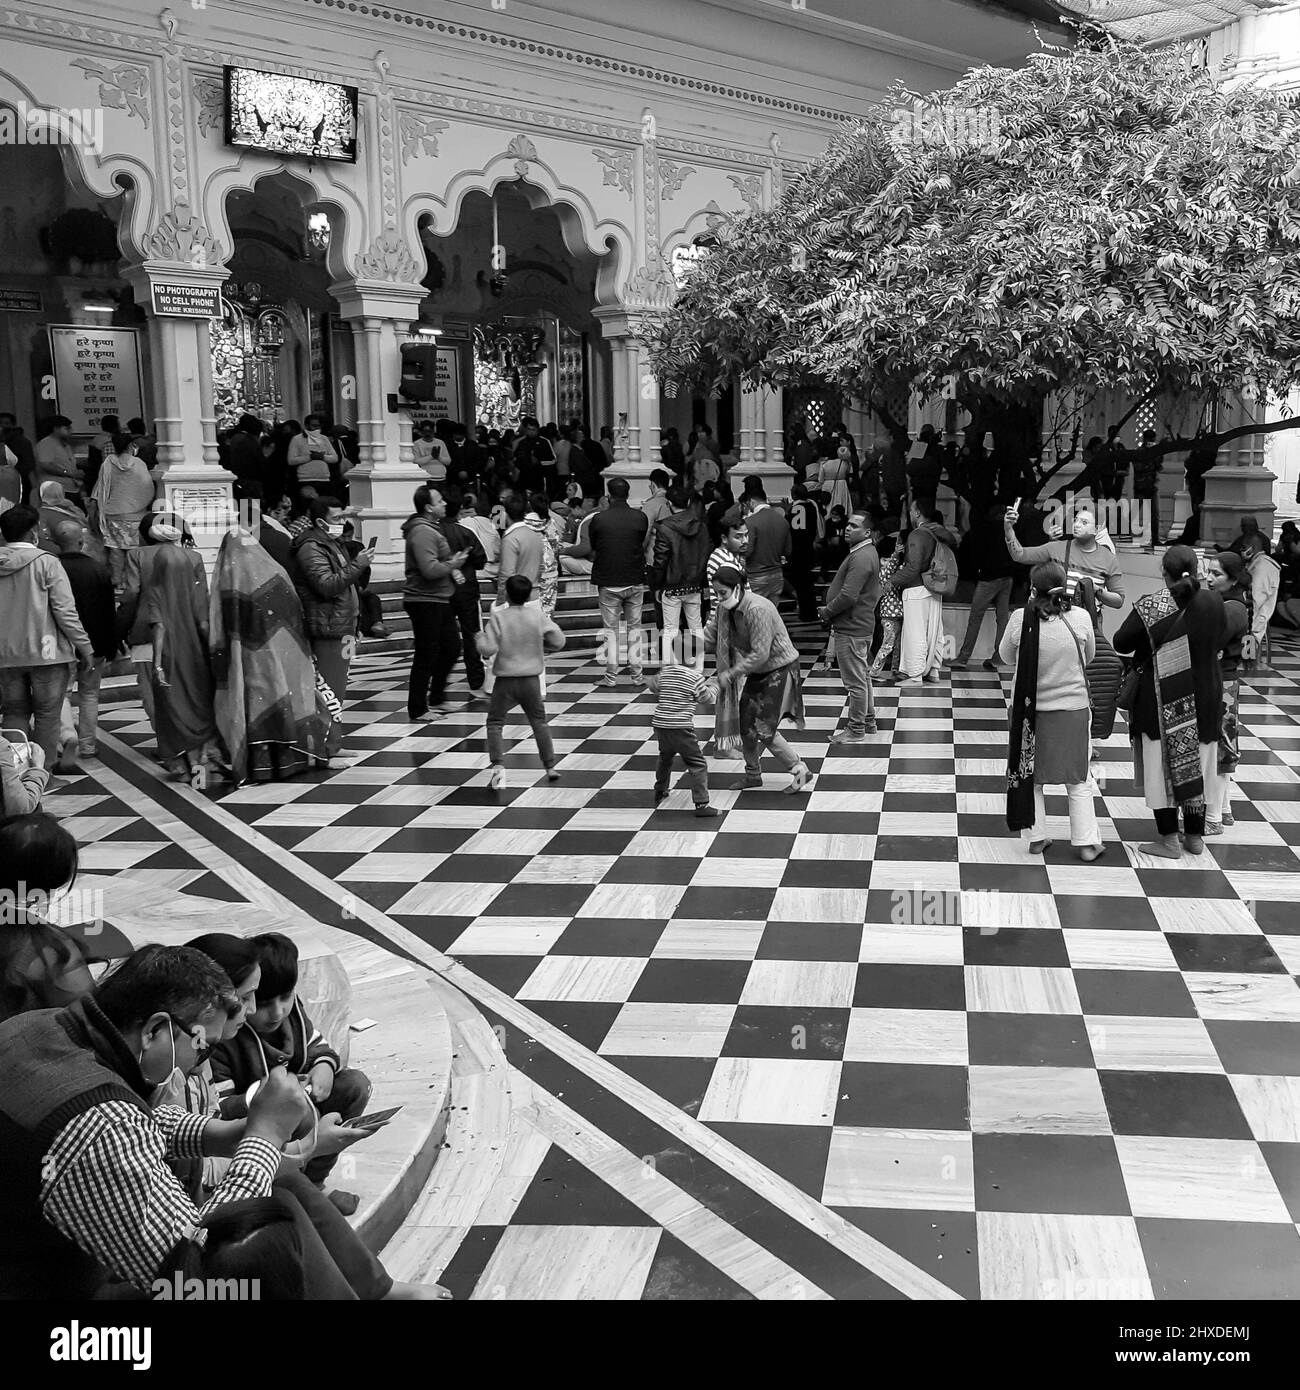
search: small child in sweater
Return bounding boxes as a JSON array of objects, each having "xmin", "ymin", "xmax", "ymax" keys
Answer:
[
  {"xmin": 871, "ymin": 534, "xmax": 904, "ymax": 677},
  {"xmin": 478, "ymin": 574, "xmax": 565, "ymax": 789},
  {"xmin": 646, "ymin": 636, "xmax": 720, "ymax": 817}
]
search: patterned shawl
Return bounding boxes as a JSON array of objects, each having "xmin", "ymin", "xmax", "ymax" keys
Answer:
[
  {"xmin": 1005, "ymin": 602, "xmax": 1042, "ymax": 832},
  {"xmin": 210, "ymin": 531, "xmax": 333, "ymax": 784},
  {"xmin": 1134, "ymin": 588, "xmax": 1203, "ymax": 808}
]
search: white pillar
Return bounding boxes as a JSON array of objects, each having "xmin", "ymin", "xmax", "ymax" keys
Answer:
[
  {"xmin": 122, "ymin": 261, "xmax": 233, "ymax": 571},
  {"xmin": 731, "ymin": 385, "xmax": 796, "ymax": 501},
  {"xmin": 594, "ymin": 308, "xmax": 662, "ymax": 502}
]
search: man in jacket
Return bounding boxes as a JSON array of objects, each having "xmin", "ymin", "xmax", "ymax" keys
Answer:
[
  {"xmin": 741, "ymin": 478, "xmax": 791, "ymax": 602},
  {"xmin": 33, "ymin": 416, "xmax": 83, "ymax": 500},
  {"xmin": 572, "ymin": 476, "xmax": 648, "ymax": 686},
  {"xmin": 651, "ymin": 484, "xmax": 710, "ymax": 667},
  {"xmin": 290, "ymin": 496, "xmax": 371, "ymax": 764},
  {"xmin": 820, "ymin": 507, "xmax": 883, "ymax": 741},
  {"xmin": 1242, "ymin": 531, "xmax": 1281, "ymax": 657},
  {"xmin": 497, "ymin": 493, "xmax": 544, "ymax": 596},
  {"xmin": 258, "ymin": 492, "xmax": 294, "ymax": 570},
  {"xmin": 951, "ymin": 502, "xmax": 1019, "ymax": 672},
  {"xmin": 888, "ymin": 497, "xmax": 961, "ymax": 684},
  {"xmin": 52, "ymin": 519, "xmax": 116, "ymax": 767},
  {"xmin": 788, "ymin": 483, "xmax": 824, "ymax": 620},
  {"xmin": 439, "ymin": 486, "xmax": 489, "ymax": 696},
  {"xmin": 641, "ymin": 469, "xmax": 675, "ymax": 563},
  {"xmin": 222, "ymin": 414, "xmax": 265, "ymax": 503},
  {"xmin": 402, "ymin": 484, "xmax": 470, "ymax": 720},
  {"xmin": 0, "ymin": 505, "xmax": 93, "ymax": 769}
]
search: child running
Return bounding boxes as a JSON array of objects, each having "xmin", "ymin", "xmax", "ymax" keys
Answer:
[
  {"xmin": 647, "ymin": 635, "xmax": 720, "ymax": 817},
  {"xmin": 478, "ymin": 574, "xmax": 565, "ymax": 789}
]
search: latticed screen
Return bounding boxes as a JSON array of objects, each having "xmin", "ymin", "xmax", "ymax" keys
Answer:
[
  {"xmin": 804, "ymin": 397, "xmax": 827, "ymax": 439},
  {"xmin": 557, "ymin": 326, "xmax": 585, "ymax": 424}
]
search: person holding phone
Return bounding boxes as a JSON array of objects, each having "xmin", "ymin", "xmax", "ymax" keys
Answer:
[
  {"xmin": 287, "ymin": 414, "xmax": 339, "ymax": 491},
  {"xmin": 0, "ymin": 729, "xmax": 48, "ymax": 815},
  {"xmin": 402, "ymin": 485, "xmax": 471, "ymax": 719}
]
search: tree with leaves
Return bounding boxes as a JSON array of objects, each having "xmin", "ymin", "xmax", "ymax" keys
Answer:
[{"xmin": 649, "ymin": 33, "xmax": 1300, "ymax": 501}]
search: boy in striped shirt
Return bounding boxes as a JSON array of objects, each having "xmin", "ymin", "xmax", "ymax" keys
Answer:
[{"xmin": 647, "ymin": 636, "xmax": 719, "ymax": 817}]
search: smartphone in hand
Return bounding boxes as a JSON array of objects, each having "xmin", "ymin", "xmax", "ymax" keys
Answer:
[{"xmin": 344, "ymin": 1105, "xmax": 402, "ymax": 1131}]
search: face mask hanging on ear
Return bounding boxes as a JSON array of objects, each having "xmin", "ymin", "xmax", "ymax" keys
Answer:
[{"xmin": 141, "ymin": 1019, "xmax": 187, "ymax": 1110}]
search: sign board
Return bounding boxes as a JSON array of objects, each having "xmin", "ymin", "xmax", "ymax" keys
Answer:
[
  {"xmin": 428, "ymin": 346, "xmax": 462, "ymax": 421},
  {"xmin": 166, "ymin": 483, "xmax": 238, "ymax": 537},
  {"xmin": 0, "ymin": 288, "xmax": 43, "ymax": 313},
  {"xmin": 152, "ymin": 282, "xmax": 222, "ymax": 318},
  {"xmin": 48, "ymin": 326, "xmax": 145, "ymax": 435}
]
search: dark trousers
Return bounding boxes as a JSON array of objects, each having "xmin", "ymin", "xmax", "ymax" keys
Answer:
[
  {"xmin": 309, "ymin": 638, "xmax": 351, "ymax": 758},
  {"xmin": 655, "ymin": 726, "xmax": 709, "ymax": 805},
  {"xmin": 201, "ymin": 1171, "xmax": 391, "ymax": 1300},
  {"xmin": 404, "ymin": 600, "xmax": 461, "ymax": 717},
  {"xmin": 454, "ymin": 586, "xmax": 485, "ymax": 688},
  {"xmin": 486, "ymin": 674, "xmax": 554, "ymax": 767},
  {"xmin": 302, "ymin": 1066, "xmax": 371, "ymax": 1185},
  {"xmin": 790, "ymin": 553, "xmax": 818, "ymax": 620}
]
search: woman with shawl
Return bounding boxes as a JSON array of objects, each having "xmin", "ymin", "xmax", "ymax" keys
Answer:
[
  {"xmin": 527, "ymin": 492, "xmax": 563, "ymax": 617},
  {"xmin": 815, "ymin": 442, "xmax": 853, "ymax": 516},
  {"xmin": 1204, "ymin": 551, "xmax": 1252, "ymax": 833},
  {"xmin": 1002, "ymin": 561, "xmax": 1103, "ymax": 861},
  {"xmin": 37, "ymin": 482, "xmax": 108, "ymax": 566},
  {"xmin": 138, "ymin": 514, "xmax": 217, "ymax": 779},
  {"xmin": 209, "ymin": 526, "xmax": 334, "ymax": 784},
  {"xmin": 90, "ymin": 431, "xmax": 156, "ymax": 589},
  {"xmin": 704, "ymin": 565, "xmax": 811, "ymax": 793},
  {"xmin": 1113, "ymin": 545, "xmax": 1227, "ymax": 859}
]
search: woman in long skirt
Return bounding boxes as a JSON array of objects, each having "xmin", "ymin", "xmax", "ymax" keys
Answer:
[{"xmin": 1002, "ymin": 561, "xmax": 1103, "ymax": 861}]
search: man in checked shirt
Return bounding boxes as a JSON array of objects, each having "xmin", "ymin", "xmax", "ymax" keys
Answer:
[{"xmin": 0, "ymin": 945, "xmax": 444, "ymax": 1299}]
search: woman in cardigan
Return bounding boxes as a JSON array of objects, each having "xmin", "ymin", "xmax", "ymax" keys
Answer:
[
  {"xmin": 1205, "ymin": 551, "xmax": 1252, "ymax": 834},
  {"xmin": 1113, "ymin": 545, "xmax": 1227, "ymax": 859},
  {"xmin": 704, "ymin": 565, "xmax": 811, "ymax": 793},
  {"xmin": 1001, "ymin": 562, "xmax": 1104, "ymax": 861}
]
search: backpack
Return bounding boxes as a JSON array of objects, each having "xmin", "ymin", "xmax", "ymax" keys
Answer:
[{"xmin": 922, "ymin": 532, "xmax": 958, "ymax": 596}]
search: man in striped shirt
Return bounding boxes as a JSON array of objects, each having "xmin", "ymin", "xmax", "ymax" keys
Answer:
[
  {"xmin": 648, "ymin": 636, "xmax": 719, "ymax": 816},
  {"xmin": 706, "ymin": 510, "xmax": 749, "ymax": 589},
  {"xmin": 0, "ymin": 945, "xmax": 442, "ymax": 1299}
]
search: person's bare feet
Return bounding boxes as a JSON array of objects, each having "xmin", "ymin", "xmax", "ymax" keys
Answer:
[
  {"xmin": 1138, "ymin": 835, "xmax": 1182, "ymax": 859},
  {"xmin": 384, "ymin": 1280, "xmax": 453, "ymax": 1300}
]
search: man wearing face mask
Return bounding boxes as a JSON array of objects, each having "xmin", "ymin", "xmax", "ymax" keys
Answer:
[
  {"xmin": 0, "ymin": 944, "xmax": 307, "ymax": 1299},
  {"xmin": 1004, "ymin": 504, "xmax": 1125, "ymax": 624},
  {"xmin": 289, "ymin": 496, "xmax": 371, "ymax": 767}
]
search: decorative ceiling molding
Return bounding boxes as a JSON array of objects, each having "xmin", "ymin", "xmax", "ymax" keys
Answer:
[
  {"xmin": 728, "ymin": 173, "xmax": 764, "ymax": 214},
  {"xmin": 70, "ymin": 57, "xmax": 151, "ymax": 127},
  {"xmin": 355, "ymin": 225, "xmax": 422, "ymax": 284},
  {"xmin": 591, "ymin": 146, "xmax": 634, "ymax": 197},
  {"xmin": 301, "ymin": 0, "xmax": 855, "ymax": 123},
  {"xmin": 144, "ymin": 198, "xmax": 221, "ymax": 264},
  {"xmin": 398, "ymin": 110, "xmax": 449, "ymax": 163},
  {"xmin": 660, "ymin": 160, "xmax": 696, "ymax": 201},
  {"xmin": 503, "ymin": 134, "xmax": 539, "ymax": 179}
]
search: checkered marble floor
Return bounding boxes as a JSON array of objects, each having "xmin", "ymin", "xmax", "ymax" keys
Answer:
[{"xmin": 56, "ymin": 625, "xmax": 1300, "ymax": 1298}]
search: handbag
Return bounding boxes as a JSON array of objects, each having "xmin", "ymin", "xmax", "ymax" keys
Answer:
[{"xmin": 1115, "ymin": 661, "xmax": 1141, "ymax": 715}]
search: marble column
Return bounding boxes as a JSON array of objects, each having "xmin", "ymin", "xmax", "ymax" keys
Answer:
[
  {"xmin": 594, "ymin": 308, "xmax": 661, "ymax": 502},
  {"xmin": 122, "ymin": 260, "xmax": 233, "ymax": 569},
  {"xmin": 731, "ymin": 385, "xmax": 795, "ymax": 500},
  {"xmin": 330, "ymin": 282, "xmax": 430, "ymax": 580}
]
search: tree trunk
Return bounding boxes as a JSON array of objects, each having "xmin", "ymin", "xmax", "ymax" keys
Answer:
[{"xmin": 959, "ymin": 392, "xmax": 1045, "ymax": 502}]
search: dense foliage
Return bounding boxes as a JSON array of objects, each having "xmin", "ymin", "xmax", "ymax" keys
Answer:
[{"xmin": 650, "ymin": 35, "xmax": 1300, "ymax": 455}]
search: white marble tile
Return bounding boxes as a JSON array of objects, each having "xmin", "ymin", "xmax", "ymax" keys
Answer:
[
  {"xmin": 598, "ymin": 1003, "xmax": 736, "ymax": 1057},
  {"xmin": 650, "ymin": 920, "xmax": 767, "ymax": 960},
  {"xmin": 961, "ymin": 891, "xmax": 1062, "ymax": 931},
  {"xmin": 386, "ymin": 879, "xmax": 504, "ymax": 918},
  {"xmin": 1186, "ymin": 973, "xmax": 1300, "ymax": 1022},
  {"xmin": 791, "ymin": 833, "xmax": 877, "ymax": 861},
  {"xmin": 866, "ymin": 859, "xmax": 963, "ymax": 892},
  {"xmin": 721, "ymin": 810, "xmax": 809, "ymax": 834},
  {"xmin": 1063, "ymin": 930, "xmax": 1178, "ymax": 972},
  {"xmin": 977, "ymin": 1212, "xmax": 1153, "ymax": 1301},
  {"xmin": 337, "ymin": 853, "xmax": 447, "ymax": 882},
  {"xmin": 515, "ymin": 855, "xmax": 619, "ymax": 884},
  {"xmin": 1229, "ymin": 1074, "xmax": 1300, "ymax": 1143},
  {"xmin": 518, "ymin": 955, "xmax": 647, "ymax": 1003},
  {"xmin": 823, "ymin": 1128, "xmax": 975, "ymax": 1210},
  {"xmin": 578, "ymin": 882, "xmax": 686, "ymax": 919},
  {"xmin": 965, "ymin": 966, "xmax": 1082, "ymax": 1015},
  {"xmin": 843, "ymin": 1008, "xmax": 969, "ymax": 1065},
  {"xmin": 1115, "ymin": 1136, "xmax": 1291, "ymax": 1223},
  {"xmin": 969, "ymin": 1066, "xmax": 1111, "ymax": 1135},
  {"xmin": 1148, "ymin": 897, "xmax": 1263, "ymax": 935},
  {"xmin": 689, "ymin": 857, "xmax": 788, "ymax": 887},
  {"xmin": 1267, "ymin": 935, "xmax": 1300, "ymax": 974},
  {"xmin": 858, "ymin": 921, "xmax": 964, "ymax": 965},
  {"xmin": 739, "ymin": 959, "xmax": 857, "ymax": 1008},
  {"xmin": 445, "ymin": 916, "xmax": 572, "ymax": 955},
  {"xmin": 1085, "ymin": 1016, "xmax": 1223, "ymax": 1073},
  {"xmin": 698, "ymin": 1057, "xmax": 841, "ymax": 1125},
  {"xmin": 457, "ymin": 828, "xmax": 556, "ymax": 856},
  {"xmin": 1044, "ymin": 864, "xmax": 1146, "ymax": 897},
  {"xmin": 768, "ymin": 886, "xmax": 868, "ymax": 924},
  {"xmin": 472, "ymin": 1225, "xmax": 659, "ymax": 1300}
]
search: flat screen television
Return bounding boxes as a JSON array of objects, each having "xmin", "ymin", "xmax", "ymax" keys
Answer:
[{"xmin": 224, "ymin": 66, "xmax": 358, "ymax": 163}]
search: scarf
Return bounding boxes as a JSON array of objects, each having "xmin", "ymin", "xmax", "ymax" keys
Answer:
[
  {"xmin": 711, "ymin": 599, "xmax": 744, "ymax": 751},
  {"xmin": 1134, "ymin": 588, "xmax": 1203, "ymax": 808},
  {"xmin": 1005, "ymin": 601, "xmax": 1042, "ymax": 831}
]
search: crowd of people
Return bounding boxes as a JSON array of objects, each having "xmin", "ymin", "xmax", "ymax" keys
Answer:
[{"xmin": 0, "ymin": 403, "xmax": 1297, "ymax": 1299}]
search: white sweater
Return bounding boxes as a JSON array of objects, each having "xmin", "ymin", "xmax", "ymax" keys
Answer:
[{"xmin": 999, "ymin": 606, "xmax": 1095, "ymax": 711}]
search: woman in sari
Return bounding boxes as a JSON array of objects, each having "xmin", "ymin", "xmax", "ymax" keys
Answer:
[
  {"xmin": 210, "ymin": 527, "xmax": 334, "ymax": 784},
  {"xmin": 89, "ymin": 432, "xmax": 155, "ymax": 589},
  {"xmin": 1205, "ymin": 551, "xmax": 1252, "ymax": 833},
  {"xmin": 704, "ymin": 565, "xmax": 812, "ymax": 793},
  {"xmin": 140, "ymin": 515, "xmax": 217, "ymax": 780},
  {"xmin": 527, "ymin": 492, "xmax": 563, "ymax": 617},
  {"xmin": 1113, "ymin": 545, "xmax": 1227, "ymax": 859},
  {"xmin": 1002, "ymin": 562, "xmax": 1104, "ymax": 861}
]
